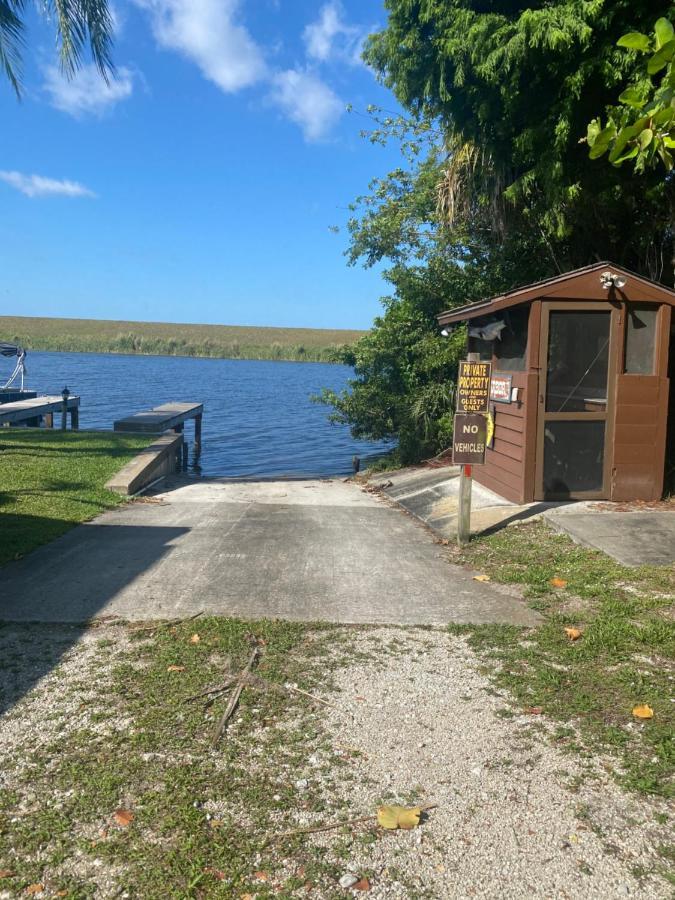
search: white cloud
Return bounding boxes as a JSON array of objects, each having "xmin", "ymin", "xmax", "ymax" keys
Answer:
[
  {"xmin": 133, "ymin": 0, "xmax": 266, "ymax": 93},
  {"xmin": 303, "ymin": 2, "xmax": 363, "ymax": 65},
  {"xmin": 43, "ymin": 64, "xmax": 134, "ymax": 117},
  {"xmin": 270, "ymin": 68, "xmax": 344, "ymax": 141},
  {"xmin": 0, "ymin": 171, "xmax": 96, "ymax": 199}
]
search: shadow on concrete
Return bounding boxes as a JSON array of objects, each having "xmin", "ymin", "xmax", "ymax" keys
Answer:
[
  {"xmin": 0, "ymin": 518, "xmax": 189, "ymax": 716},
  {"xmin": 478, "ymin": 502, "xmax": 573, "ymax": 537}
]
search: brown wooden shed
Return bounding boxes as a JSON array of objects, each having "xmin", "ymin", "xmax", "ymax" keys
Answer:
[{"xmin": 438, "ymin": 262, "xmax": 675, "ymax": 504}]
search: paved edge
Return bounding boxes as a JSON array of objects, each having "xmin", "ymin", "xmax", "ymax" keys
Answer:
[{"xmin": 105, "ymin": 432, "xmax": 183, "ymax": 495}]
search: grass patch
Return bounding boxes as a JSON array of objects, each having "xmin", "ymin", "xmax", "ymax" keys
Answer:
[
  {"xmin": 0, "ymin": 430, "xmax": 151, "ymax": 565},
  {"xmin": 0, "ymin": 316, "xmax": 365, "ymax": 364},
  {"xmin": 0, "ymin": 618, "xmax": 358, "ymax": 897},
  {"xmin": 449, "ymin": 521, "xmax": 675, "ymax": 798}
]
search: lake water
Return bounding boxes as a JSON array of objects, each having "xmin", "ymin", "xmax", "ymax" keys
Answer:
[{"xmin": 17, "ymin": 351, "xmax": 392, "ymax": 478}]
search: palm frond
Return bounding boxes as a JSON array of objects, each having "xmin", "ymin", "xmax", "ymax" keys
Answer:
[
  {"xmin": 436, "ymin": 135, "xmax": 510, "ymax": 235},
  {"xmin": 0, "ymin": 1, "xmax": 26, "ymax": 97},
  {"xmin": 48, "ymin": 0, "xmax": 114, "ymax": 80}
]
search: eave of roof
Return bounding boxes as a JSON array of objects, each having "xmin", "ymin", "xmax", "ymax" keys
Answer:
[{"xmin": 437, "ymin": 261, "xmax": 675, "ymax": 327}]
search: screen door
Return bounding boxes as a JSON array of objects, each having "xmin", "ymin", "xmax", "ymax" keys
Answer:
[{"xmin": 536, "ymin": 303, "xmax": 617, "ymax": 500}]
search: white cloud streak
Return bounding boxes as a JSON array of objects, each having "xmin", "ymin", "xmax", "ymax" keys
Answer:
[
  {"xmin": 133, "ymin": 0, "xmax": 266, "ymax": 93},
  {"xmin": 270, "ymin": 68, "xmax": 344, "ymax": 141},
  {"xmin": 43, "ymin": 64, "xmax": 134, "ymax": 117},
  {"xmin": 0, "ymin": 171, "xmax": 96, "ymax": 199},
  {"xmin": 303, "ymin": 1, "xmax": 364, "ymax": 65}
]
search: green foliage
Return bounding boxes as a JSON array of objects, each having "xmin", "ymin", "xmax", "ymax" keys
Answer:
[
  {"xmin": 587, "ymin": 16, "xmax": 675, "ymax": 172},
  {"xmin": 0, "ymin": 317, "xmax": 362, "ymax": 364},
  {"xmin": 1, "ymin": 0, "xmax": 114, "ymax": 96},
  {"xmin": 364, "ymin": 0, "xmax": 673, "ymax": 277},
  {"xmin": 321, "ymin": 109, "xmax": 557, "ymax": 463}
]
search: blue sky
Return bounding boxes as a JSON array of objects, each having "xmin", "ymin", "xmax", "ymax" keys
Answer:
[{"xmin": 0, "ymin": 1, "xmax": 405, "ymax": 330}]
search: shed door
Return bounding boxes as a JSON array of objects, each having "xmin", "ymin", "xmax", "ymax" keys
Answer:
[{"xmin": 535, "ymin": 303, "xmax": 618, "ymax": 500}]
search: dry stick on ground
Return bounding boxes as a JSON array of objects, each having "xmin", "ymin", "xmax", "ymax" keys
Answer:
[
  {"xmin": 267, "ymin": 804, "xmax": 438, "ymax": 844},
  {"xmin": 211, "ymin": 646, "xmax": 260, "ymax": 748},
  {"xmin": 184, "ymin": 678, "xmax": 236, "ymax": 704},
  {"xmin": 132, "ymin": 611, "xmax": 204, "ymax": 634}
]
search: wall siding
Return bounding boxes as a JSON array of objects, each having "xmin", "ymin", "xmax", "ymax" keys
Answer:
[{"xmin": 611, "ymin": 375, "xmax": 669, "ymax": 501}]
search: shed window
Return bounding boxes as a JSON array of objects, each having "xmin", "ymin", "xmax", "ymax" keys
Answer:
[
  {"xmin": 625, "ymin": 305, "xmax": 657, "ymax": 375},
  {"xmin": 495, "ymin": 307, "xmax": 529, "ymax": 371}
]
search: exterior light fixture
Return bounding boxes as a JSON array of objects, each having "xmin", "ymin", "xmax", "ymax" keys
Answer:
[
  {"xmin": 600, "ymin": 271, "xmax": 627, "ymax": 290},
  {"xmin": 440, "ymin": 328, "xmax": 450, "ymax": 337}
]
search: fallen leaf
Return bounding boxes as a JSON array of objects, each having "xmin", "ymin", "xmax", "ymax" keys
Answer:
[
  {"xmin": 473, "ymin": 574, "xmax": 491, "ymax": 582},
  {"xmin": 550, "ymin": 577, "xmax": 568, "ymax": 588},
  {"xmin": 55, "ymin": 893, "xmax": 68, "ymax": 898},
  {"xmin": 113, "ymin": 808, "xmax": 134, "ymax": 827},
  {"xmin": 190, "ymin": 634, "xmax": 200, "ymax": 644},
  {"xmin": 209, "ymin": 818, "xmax": 224, "ymax": 829},
  {"xmin": 240, "ymin": 894, "xmax": 254, "ymax": 900},
  {"xmin": 435, "ymin": 864, "xmax": 446, "ymax": 874},
  {"xmin": 377, "ymin": 804, "xmax": 422, "ymax": 830},
  {"xmin": 564, "ymin": 627, "xmax": 583, "ymax": 641},
  {"xmin": 525, "ymin": 706, "xmax": 543, "ymax": 715},
  {"xmin": 204, "ymin": 868, "xmax": 225, "ymax": 881},
  {"xmin": 632, "ymin": 704, "xmax": 654, "ymax": 719},
  {"xmin": 253, "ymin": 871, "xmax": 269, "ymax": 882},
  {"xmin": 24, "ymin": 886, "xmax": 44, "ymax": 896},
  {"xmin": 167, "ymin": 665, "xmax": 185, "ymax": 672},
  {"xmin": 354, "ymin": 877, "xmax": 371, "ymax": 891},
  {"xmin": 0, "ymin": 870, "xmax": 14, "ymax": 878}
]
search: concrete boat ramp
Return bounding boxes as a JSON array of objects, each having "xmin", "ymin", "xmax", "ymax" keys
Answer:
[{"xmin": 0, "ymin": 476, "xmax": 538, "ymax": 626}]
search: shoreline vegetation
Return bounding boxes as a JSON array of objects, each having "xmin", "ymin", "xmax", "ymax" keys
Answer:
[{"xmin": 0, "ymin": 316, "xmax": 365, "ymax": 364}]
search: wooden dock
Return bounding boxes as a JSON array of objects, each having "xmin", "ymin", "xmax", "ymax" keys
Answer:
[
  {"xmin": 114, "ymin": 402, "xmax": 203, "ymax": 446},
  {"xmin": 0, "ymin": 395, "xmax": 80, "ymax": 428}
]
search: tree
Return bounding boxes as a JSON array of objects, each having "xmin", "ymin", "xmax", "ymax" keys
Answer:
[
  {"xmin": 321, "ymin": 110, "xmax": 558, "ymax": 464},
  {"xmin": 586, "ymin": 16, "xmax": 675, "ymax": 173},
  {"xmin": 364, "ymin": 1, "xmax": 674, "ymax": 282},
  {"xmin": 1, "ymin": 0, "xmax": 114, "ymax": 96}
]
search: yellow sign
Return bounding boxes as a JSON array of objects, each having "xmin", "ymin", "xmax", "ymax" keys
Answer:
[{"xmin": 457, "ymin": 361, "xmax": 492, "ymax": 413}]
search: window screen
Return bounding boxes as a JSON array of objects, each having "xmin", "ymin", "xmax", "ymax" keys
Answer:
[
  {"xmin": 543, "ymin": 421, "xmax": 605, "ymax": 495},
  {"xmin": 546, "ymin": 311, "xmax": 610, "ymax": 413},
  {"xmin": 625, "ymin": 305, "xmax": 657, "ymax": 375},
  {"xmin": 495, "ymin": 307, "xmax": 529, "ymax": 371}
]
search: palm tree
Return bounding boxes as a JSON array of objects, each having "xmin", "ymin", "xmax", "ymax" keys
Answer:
[{"xmin": 0, "ymin": 0, "xmax": 114, "ymax": 96}]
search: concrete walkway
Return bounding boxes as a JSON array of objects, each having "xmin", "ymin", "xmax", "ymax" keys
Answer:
[{"xmin": 0, "ymin": 476, "xmax": 538, "ymax": 626}]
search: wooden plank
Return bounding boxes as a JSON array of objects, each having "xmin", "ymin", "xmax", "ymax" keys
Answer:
[
  {"xmin": 614, "ymin": 423, "xmax": 658, "ymax": 446},
  {"xmin": 615, "ymin": 402, "xmax": 659, "ymax": 426},
  {"xmin": 0, "ymin": 395, "xmax": 80, "ymax": 425},
  {"xmin": 494, "ymin": 408, "xmax": 525, "ymax": 432},
  {"xmin": 611, "ymin": 466, "xmax": 656, "ymax": 501},
  {"xmin": 613, "ymin": 443, "xmax": 659, "ymax": 465},
  {"xmin": 615, "ymin": 375, "xmax": 660, "ymax": 405},
  {"xmin": 523, "ymin": 371, "xmax": 539, "ymax": 503},
  {"xmin": 114, "ymin": 402, "xmax": 204, "ymax": 433},
  {"xmin": 491, "ymin": 435, "xmax": 523, "ymax": 462},
  {"xmin": 474, "ymin": 467, "xmax": 524, "ymax": 503},
  {"xmin": 484, "ymin": 450, "xmax": 523, "ymax": 479},
  {"xmin": 494, "ymin": 423, "xmax": 524, "ymax": 447}
]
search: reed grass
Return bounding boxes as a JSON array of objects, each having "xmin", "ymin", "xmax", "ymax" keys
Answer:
[{"xmin": 0, "ymin": 316, "xmax": 365, "ymax": 364}]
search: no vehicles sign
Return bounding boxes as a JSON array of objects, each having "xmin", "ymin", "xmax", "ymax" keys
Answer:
[
  {"xmin": 457, "ymin": 361, "xmax": 491, "ymax": 413},
  {"xmin": 452, "ymin": 413, "xmax": 488, "ymax": 465}
]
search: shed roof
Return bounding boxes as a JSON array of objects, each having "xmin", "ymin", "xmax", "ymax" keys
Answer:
[{"xmin": 437, "ymin": 261, "xmax": 675, "ymax": 327}]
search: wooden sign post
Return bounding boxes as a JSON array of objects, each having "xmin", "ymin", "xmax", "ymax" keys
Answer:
[{"xmin": 453, "ymin": 359, "xmax": 491, "ymax": 545}]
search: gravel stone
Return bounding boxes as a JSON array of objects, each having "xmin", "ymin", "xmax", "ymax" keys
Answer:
[{"xmin": 307, "ymin": 627, "xmax": 672, "ymax": 899}]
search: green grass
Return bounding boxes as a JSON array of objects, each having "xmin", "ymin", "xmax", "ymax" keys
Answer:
[
  {"xmin": 0, "ymin": 618, "xmax": 359, "ymax": 898},
  {"xmin": 0, "ymin": 430, "xmax": 152, "ymax": 566},
  {"xmin": 449, "ymin": 521, "xmax": 675, "ymax": 798},
  {"xmin": 0, "ymin": 315, "xmax": 366, "ymax": 364}
]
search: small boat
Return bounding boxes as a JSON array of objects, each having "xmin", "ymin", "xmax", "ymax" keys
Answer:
[{"xmin": 1, "ymin": 342, "xmax": 28, "ymax": 391}]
